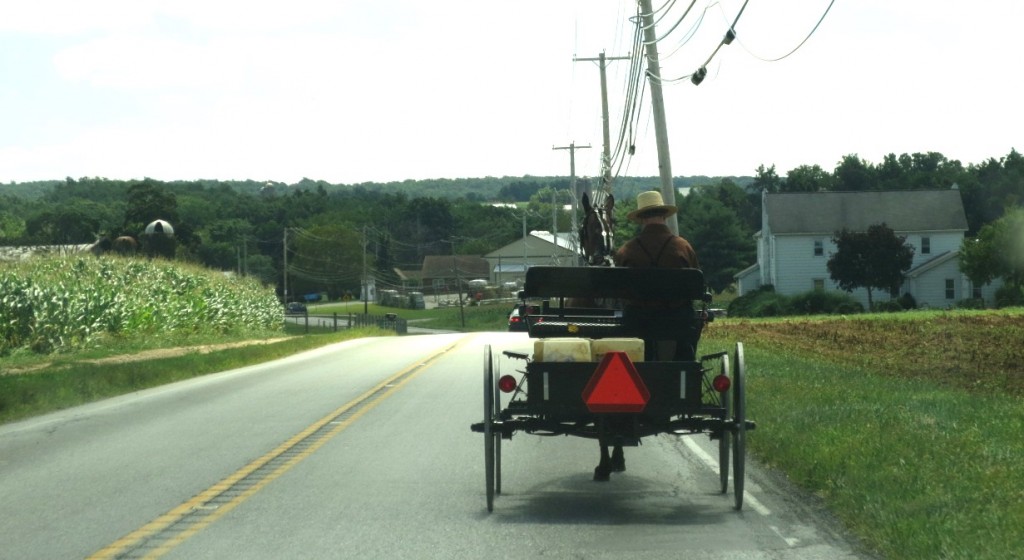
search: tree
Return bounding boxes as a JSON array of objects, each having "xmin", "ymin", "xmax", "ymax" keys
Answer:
[
  {"xmin": 677, "ymin": 194, "xmax": 756, "ymax": 293},
  {"xmin": 960, "ymin": 207, "xmax": 1024, "ymax": 298},
  {"xmin": 783, "ymin": 164, "xmax": 833, "ymax": 192},
  {"xmin": 24, "ymin": 199, "xmax": 117, "ymax": 245},
  {"xmin": 752, "ymin": 164, "xmax": 782, "ymax": 194},
  {"xmin": 833, "ymin": 154, "xmax": 877, "ymax": 191},
  {"xmin": 122, "ymin": 179, "xmax": 179, "ymax": 236},
  {"xmin": 827, "ymin": 224, "xmax": 915, "ymax": 308}
]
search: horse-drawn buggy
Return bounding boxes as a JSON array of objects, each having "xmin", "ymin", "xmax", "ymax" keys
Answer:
[{"xmin": 470, "ymin": 264, "xmax": 755, "ymax": 512}]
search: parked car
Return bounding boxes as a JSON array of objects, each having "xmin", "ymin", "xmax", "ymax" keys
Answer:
[{"xmin": 286, "ymin": 302, "xmax": 307, "ymax": 314}]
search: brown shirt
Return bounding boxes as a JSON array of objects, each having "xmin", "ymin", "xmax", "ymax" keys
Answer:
[{"xmin": 614, "ymin": 223, "xmax": 699, "ymax": 269}]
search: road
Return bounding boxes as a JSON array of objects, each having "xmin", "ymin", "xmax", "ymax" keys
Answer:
[{"xmin": 0, "ymin": 332, "xmax": 873, "ymax": 559}]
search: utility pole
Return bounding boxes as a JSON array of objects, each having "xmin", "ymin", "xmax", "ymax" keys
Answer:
[
  {"xmin": 553, "ymin": 142, "xmax": 591, "ymax": 259},
  {"xmin": 282, "ymin": 228, "xmax": 288, "ymax": 303},
  {"xmin": 639, "ymin": 0, "xmax": 678, "ymax": 235},
  {"xmin": 362, "ymin": 226, "xmax": 368, "ymax": 314},
  {"xmin": 574, "ymin": 51, "xmax": 630, "ymax": 193},
  {"xmin": 522, "ymin": 210, "xmax": 528, "ymax": 279},
  {"xmin": 447, "ymin": 238, "xmax": 465, "ymax": 328}
]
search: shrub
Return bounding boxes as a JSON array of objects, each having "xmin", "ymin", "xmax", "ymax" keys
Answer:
[
  {"xmin": 898, "ymin": 292, "xmax": 917, "ymax": 310},
  {"xmin": 956, "ymin": 297, "xmax": 986, "ymax": 310},
  {"xmin": 790, "ymin": 290, "xmax": 863, "ymax": 315},
  {"xmin": 872, "ymin": 300, "xmax": 904, "ymax": 313},
  {"xmin": 729, "ymin": 286, "xmax": 865, "ymax": 317},
  {"xmin": 994, "ymin": 284, "xmax": 1024, "ymax": 308}
]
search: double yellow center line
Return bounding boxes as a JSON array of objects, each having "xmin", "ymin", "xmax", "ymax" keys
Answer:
[{"xmin": 90, "ymin": 337, "xmax": 468, "ymax": 559}]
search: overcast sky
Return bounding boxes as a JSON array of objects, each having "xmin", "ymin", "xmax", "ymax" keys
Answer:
[{"xmin": 2, "ymin": 0, "xmax": 1021, "ymax": 186}]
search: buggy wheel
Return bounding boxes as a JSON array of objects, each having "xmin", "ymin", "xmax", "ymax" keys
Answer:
[
  {"xmin": 732, "ymin": 342, "xmax": 747, "ymax": 510},
  {"xmin": 483, "ymin": 345, "xmax": 496, "ymax": 512},
  {"xmin": 718, "ymin": 354, "xmax": 731, "ymax": 494},
  {"xmin": 494, "ymin": 358, "xmax": 502, "ymax": 496}
]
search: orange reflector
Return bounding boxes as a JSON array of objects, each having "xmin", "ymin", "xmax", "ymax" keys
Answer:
[{"xmin": 582, "ymin": 352, "xmax": 650, "ymax": 413}]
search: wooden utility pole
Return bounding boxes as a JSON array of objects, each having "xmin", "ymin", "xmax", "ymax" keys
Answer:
[
  {"xmin": 362, "ymin": 226, "xmax": 368, "ymax": 314},
  {"xmin": 639, "ymin": 0, "xmax": 678, "ymax": 234},
  {"xmin": 553, "ymin": 142, "xmax": 591, "ymax": 258},
  {"xmin": 574, "ymin": 51, "xmax": 630, "ymax": 192},
  {"xmin": 282, "ymin": 228, "xmax": 289, "ymax": 303}
]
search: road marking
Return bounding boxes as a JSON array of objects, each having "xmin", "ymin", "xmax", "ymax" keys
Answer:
[
  {"xmin": 771, "ymin": 525, "xmax": 801, "ymax": 547},
  {"xmin": 679, "ymin": 436, "xmax": 772, "ymax": 516},
  {"xmin": 88, "ymin": 336, "xmax": 470, "ymax": 559}
]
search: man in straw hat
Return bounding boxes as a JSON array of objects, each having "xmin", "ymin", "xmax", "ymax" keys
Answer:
[{"xmin": 614, "ymin": 190, "xmax": 702, "ymax": 361}]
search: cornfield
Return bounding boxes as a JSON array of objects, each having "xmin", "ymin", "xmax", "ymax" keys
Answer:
[{"xmin": 1, "ymin": 255, "xmax": 283, "ymax": 356}]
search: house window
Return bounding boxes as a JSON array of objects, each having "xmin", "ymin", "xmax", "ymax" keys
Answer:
[
  {"xmin": 813, "ymin": 239, "xmax": 824, "ymax": 257},
  {"xmin": 945, "ymin": 279, "xmax": 955, "ymax": 299},
  {"xmin": 972, "ymin": 285, "xmax": 982, "ymax": 299},
  {"xmin": 921, "ymin": 237, "xmax": 931, "ymax": 255},
  {"xmin": 813, "ymin": 279, "xmax": 825, "ymax": 291}
]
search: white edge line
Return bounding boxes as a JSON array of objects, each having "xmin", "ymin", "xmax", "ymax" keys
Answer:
[{"xmin": 679, "ymin": 436, "xmax": 772, "ymax": 516}]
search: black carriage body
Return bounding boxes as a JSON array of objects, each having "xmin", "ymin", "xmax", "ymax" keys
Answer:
[
  {"xmin": 523, "ymin": 360, "xmax": 707, "ymax": 418},
  {"xmin": 502, "ymin": 358, "xmax": 727, "ymax": 443},
  {"xmin": 474, "ymin": 265, "xmax": 753, "ymax": 511},
  {"xmin": 496, "ymin": 266, "xmax": 728, "ymax": 442}
]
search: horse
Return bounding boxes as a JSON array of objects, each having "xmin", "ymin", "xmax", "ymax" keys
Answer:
[
  {"xmin": 579, "ymin": 191, "xmax": 615, "ymax": 267},
  {"xmin": 576, "ymin": 190, "xmax": 627, "ymax": 481}
]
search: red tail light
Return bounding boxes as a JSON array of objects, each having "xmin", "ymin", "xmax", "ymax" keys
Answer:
[
  {"xmin": 498, "ymin": 375, "xmax": 518, "ymax": 393},
  {"xmin": 712, "ymin": 374, "xmax": 731, "ymax": 393}
]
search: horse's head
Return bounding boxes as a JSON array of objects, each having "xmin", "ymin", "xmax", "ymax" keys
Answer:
[{"xmin": 579, "ymin": 191, "xmax": 615, "ymax": 266}]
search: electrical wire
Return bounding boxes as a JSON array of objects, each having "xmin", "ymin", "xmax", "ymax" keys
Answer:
[{"xmin": 731, "ymin": 0, "xmax": 836, "ymax": 62}]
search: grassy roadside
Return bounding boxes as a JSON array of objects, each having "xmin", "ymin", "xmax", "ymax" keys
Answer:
[
  {"xmin": 703, "ymin": 310, "xmax": 1024, "ymax": 560},
  {"xmin": 0, "ymin": 325, "xmax": 390, "ymax": 425}
]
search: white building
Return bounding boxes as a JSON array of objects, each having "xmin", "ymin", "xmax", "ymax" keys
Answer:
[
  {"xmin": 483, "ymin": 231, "xmax": 581, "ymax": 285},
  {"xmin": 734, "ymin": 190, "xmax": 1000, "ymax": 309}
]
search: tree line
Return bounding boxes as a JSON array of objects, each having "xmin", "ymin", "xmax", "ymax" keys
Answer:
[{"xmin": 1, "ymin": 149, "xmax": 1021, "ymax": 302}]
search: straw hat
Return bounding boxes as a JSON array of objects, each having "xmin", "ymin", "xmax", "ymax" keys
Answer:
[{"xmin": 626, "ymin": 191, "xmax": 677, "ymax": 223}]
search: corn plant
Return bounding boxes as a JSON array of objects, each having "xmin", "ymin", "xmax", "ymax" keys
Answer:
[{"xmin": 1, "ymin": 255, "xmax": 282, "ymax": 356}]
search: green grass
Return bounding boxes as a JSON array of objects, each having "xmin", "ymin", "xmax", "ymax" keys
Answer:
[
  {"xmin": 703, "ymin": 317, "xmax": 1024, "ymax": 560},
  {"xmin": 0, "ymin": 327, "xmax": 389, "ymax": 425}
]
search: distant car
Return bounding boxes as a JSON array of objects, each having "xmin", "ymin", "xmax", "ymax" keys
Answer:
[
  {"xmin": 507, "ymin": 306, "xmax": 528, "ymax": 332},
  {"xmin": 286, "ymin": 302, "xmax": 307, "ymax": 314},
  {"xmin": 508, "ymin": 304, "xmax": 539, "ymax": 332}
]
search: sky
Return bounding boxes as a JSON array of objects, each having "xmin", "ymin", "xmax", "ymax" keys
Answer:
[{"xmin": 1, "ymin": 0, "xmax": 1022, "ymax": 186}]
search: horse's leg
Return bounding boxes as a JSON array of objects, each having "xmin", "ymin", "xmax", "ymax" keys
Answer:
[
  {"xmin": 611, "ymin": 445, "xmax": 625, "ymax": 472},
  {"xmin": 594, "ymin": 444, "xmax": 611, "ymax": 481}
]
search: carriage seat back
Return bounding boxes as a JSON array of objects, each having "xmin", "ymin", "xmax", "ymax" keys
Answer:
[{"xmin": 522, "ymin": 266, "xmax": 706, "ymax": 302}]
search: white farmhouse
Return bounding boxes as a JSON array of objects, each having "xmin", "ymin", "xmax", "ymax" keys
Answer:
[{"xmin": 734, "ymin": 190, "xmax": 1001, "ymax": 309}]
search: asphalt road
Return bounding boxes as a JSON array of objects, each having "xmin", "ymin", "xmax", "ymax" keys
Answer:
[{"xmin": 0, "ymin": 332, "xmax": 874, "ymax": 559}]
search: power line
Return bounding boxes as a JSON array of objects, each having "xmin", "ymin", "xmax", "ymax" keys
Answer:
[{"xmin": 730, "ymin": 0, "xmax": 836, "ymax": 62}]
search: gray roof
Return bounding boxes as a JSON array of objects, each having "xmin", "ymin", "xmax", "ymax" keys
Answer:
[{"xmin": 765, "ymin": 190, "xmax": 968, "ymax": 234}]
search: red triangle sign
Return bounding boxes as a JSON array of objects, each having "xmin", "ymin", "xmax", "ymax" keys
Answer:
[{"xmin": 582, "ymin": 352, "xmax": 650, "ymax": 413}]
